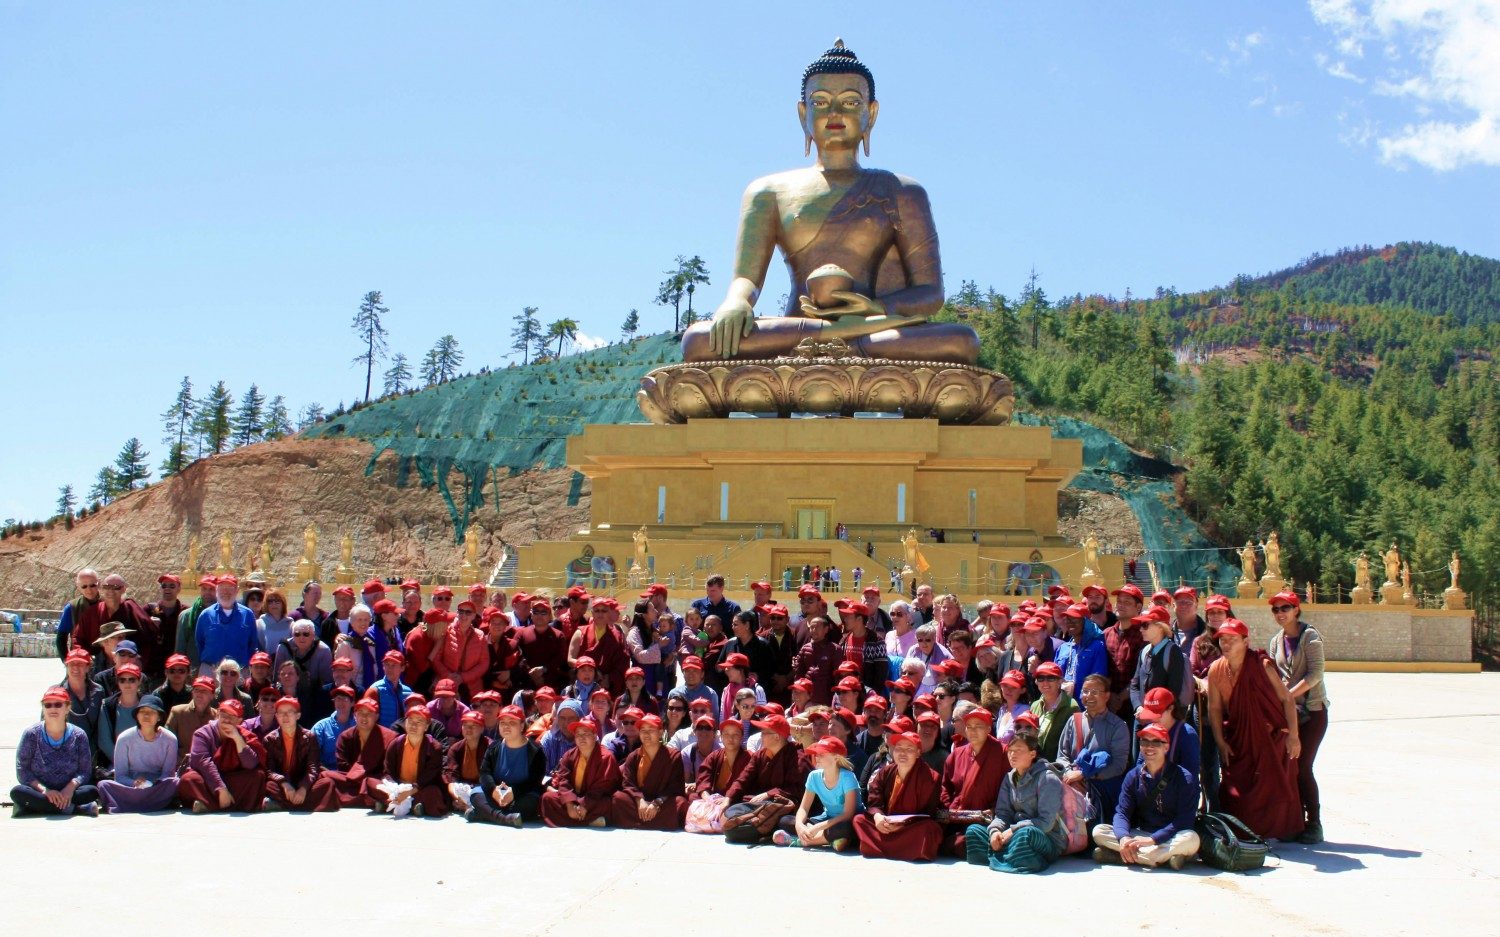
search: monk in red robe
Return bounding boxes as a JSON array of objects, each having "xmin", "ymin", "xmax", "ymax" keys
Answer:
[
  {"xmin": 262, "ymin": 697, "xmax": 340, "ymax": 812},
  {"xmin": 1207, "ymin": 619, "xmax": 1304, "ymax": 840},
  {"xmin": 937, "ymin": 708, "xmax": 1008, "ymax": 856},
  {"xmin": 378, "ymin": 705, "xmax": 449, "ymax": 816},
  {"xmin": 443, "ymin": 710, "xmax": 492, "ymax": 813},
  {"xmin": 569, "ymin": 597, "xmax": 630, "ymax": 693},
  {"xmin": 695, "ymin": 718, "xmax": 750, "ymax": 797},
  {"xmin": 541, "ymin": 716, "xmax": 621, "ymax": 827},
  {"xmin": 611, "ymin": 714, "xmax": 687, "ymax": 829},
  {"xmin": 324, "ymin": 698, "xmax": 396, "ymax": 808},
  {"xmin": 178, "ymin": 699, "xmax": 267, "ymax": 813},
  {"xmin": 856, "ymin": 731, "xmax": 944, "ymax": 861}
]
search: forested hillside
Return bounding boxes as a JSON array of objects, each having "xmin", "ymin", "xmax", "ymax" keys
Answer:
[{"xmin": 939, "ymin": 243, "xmax": 1499, "ymax": 604}]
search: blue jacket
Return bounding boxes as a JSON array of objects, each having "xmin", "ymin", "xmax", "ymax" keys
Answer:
[
  {"xmin": 1113, "ymin": 761, "xmax": 1198, "ymax": 843},
  {"xmin": 195, "ymin": 602, "xmax": 259, "ymax": 669},
  {"xmin": 1137, "ymin": 718, "xmax": 1201, "ymax": 783},
  {"xmin": 311, "ymin": 713, "xmax": 355, "ymax": 768},
  {"xmin": 368, "ymin": 678, "xmax": 413, "ymax": 728},
  {"xmin": 1057, "ymin": 620, "xmax": 1109, "ymax": 702}
]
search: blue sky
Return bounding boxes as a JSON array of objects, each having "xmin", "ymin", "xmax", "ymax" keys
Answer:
[{"xmin": 3, "ymin": 2, "xmax": 1497, "ymax": 521}]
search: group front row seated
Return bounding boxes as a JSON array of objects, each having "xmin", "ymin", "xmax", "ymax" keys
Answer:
[{"xmin": 17, "ymin": 680, "xmax": 1203, "ymax": 876}]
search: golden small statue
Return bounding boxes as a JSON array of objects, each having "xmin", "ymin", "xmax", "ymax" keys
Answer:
[
  {"xmin": 260, "ymin": 540, "xmax": 273, "ymax": 575},
  {"xmin": 1354, "ymin": 553, "xmax": 1373, "ymax": 593},
  {"xmin": 683, "ymin": 40, "xmax": 978, "ymax": 365},
  {"xmin": 302, "ymin": 524, "xmax": 318, "ymax": 564},
  {"xmin": 1081, "ymin": 534, "xmax": 1100, "ymax": 575},
  {"xmin": 632, "ymin": 525, "xmax": 650, "ymax": 572},
  {"xmin": 1262, "ymin": 533, "xmax": 1282, "ymax": 581},
  {"xmin": 464, "ymin": 526, "xmax": 480, "ymax": 568},
  {"xmin": 340, "ymin": 533, "xmax": 354, "ymax": 569},
  {"xmin": 1238, "ymin": 542, "xmax": 1257, "ymax": 582},
  {"xmin": 1382, "ymin": 542, "xmax": 1401, "ymax": 585},
  {"xmin": 185, "ymin": 535, "xmax": 200, "ymax": 573},
  {"xmin": 1449, "ymin": 551, "xmax": 1461, "ymax": 590},
  {"xmin": 1445, "ymin": 551, "xmax": 1468, "ymax": 610},
  {"xmin": 217, "ymin": 531, "xmax": 234, "ymax": 573},
  {"xmin": 901, "ymin": 528, "xmax": 920, "ymax": 573}
]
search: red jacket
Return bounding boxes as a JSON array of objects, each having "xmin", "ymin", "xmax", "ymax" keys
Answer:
[{"xmin": 436, "ymin": 625, "xmax": 488, "ymax": 696}]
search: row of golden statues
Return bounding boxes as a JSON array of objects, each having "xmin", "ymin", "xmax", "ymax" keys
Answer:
[
  {"xmin": 178, "ymin": 525, "xmax": 490, "ymax": 590},
  {"xmin": 1237, "ymin": 534, "xmax": 1466, "ymax": 610}
]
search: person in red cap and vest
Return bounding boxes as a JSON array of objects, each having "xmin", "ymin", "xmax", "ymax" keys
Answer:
[
  {"xmin": 541, "ymin": 716, "xmax": 621, "ymax": 827},
  {"xmin": 262, "ymin": 697, "xmax": 339, "ymax": 812},
  {"xmin": 178, "ymin": 698, "xmax": 266, "ymax": 813},
  {"xmin": 855, "ymin": 730, "xmax": 944, "ymax": 860},
  {"xmin": 938, "ymin": 707, "xmax": 1007, "ymax": 856},
  {"xmin": 611, "ymin": 713, "xmax": 687, "ymax": 829},
  {"xmin": 1029, "ymin": 660, "xmax": 1080, "ymax": 761},
  {"xmin": 435, "ymin": 600, "xmax": 489, "ymax": 699},
  {"xmin": 1104, "ymin": 585, "xmax": 1147, "ymax": 721},
  {"xmin": 324, "ymin": 698, "xmax": 396, "ymax": 808},
  {"xmin": 403, "ymin": 607, "xmax": 448, "ymax": 695},
  {"xmin": 1207, "ymin": 618, "xmax": 1304, "ymax": 841},
  {"xmin": 792, "ymin": 616, "xmax": 843, "ymax": 706}
]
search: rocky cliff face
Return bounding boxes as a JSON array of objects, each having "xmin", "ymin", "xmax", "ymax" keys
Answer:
[{"xmin": 0, "ymin": 437, "xmax": 588, "ymax": 609}]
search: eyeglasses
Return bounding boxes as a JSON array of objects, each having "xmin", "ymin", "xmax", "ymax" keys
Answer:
[
  {"xmin": 1035, "ymin": 676, "xmax": 1060, "ymax": 682},
  {"xmin": 1271, "ymin": 605, "xmax": 1295, "ymax": 614},
  {"xmin": 1138, "ymin": 740, "xmax": 1167, "ymax": 748},
  {"xmin": 118, "ymin": 677, "xmax": 140, "ymax": 684},
  {"xmin": 620, "ymin": 719, "xmax": 638, "ymax": 726},
  {"xmin": 666, "ymin": 705, "xmax": 686, "ymax": 712},
  {"xmin": 42, "ymin": 702, "xmax": 67, "ymax": 709},
  {"xmin": 101, "ymin": 585, "xmax": 123, "ymax": 591},
  {"xmin": 218, "ymin": 670, "xmax": 236, "ymax": 676}
]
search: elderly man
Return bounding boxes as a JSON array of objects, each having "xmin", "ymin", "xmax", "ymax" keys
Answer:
[
  {"xmin": 324, "ymin": 698, "xmax": 397, "ymax": 808},
  {"xmin": 517, "ymin": 596, "xmax": 570, "ymax": 690},
  {"xmin": 611, "ymin": 713, "xmax": 687, "ymax": 830},
  {"xmin": 153, "ymin": 653, "xmax": 195, "ymax": 711},
  {"xmin": 166, "ymin": 676, "xmax": 218, "ymax": 768},
  {"xmin": 194, "ymin": 576, "xmax": 258, "ymax": 676},
  {"xmin": 938, "ymin": 708, "xmax": 1007, "ymax": 856},
  {"xmin": 271, "ymin": 619, "xmax": 334, "ymax": 695},
  {"xmin": 912, "ymin": 584, "xmax": 936, "ymax": 625},
  {"xmin": 177, "ymin": 699, "xmax": 265, "ymax": 813},
  {"xmin": 1054, "ymin": 673, "xmax": 1132, "ymax": 821},
  {"xmin": 1092, "ymin": 723, "xmax": 1200, "ymax": 868},
  {"xmin": 262, "ymin": 697, "xmax": 339, "ymax": 812},
  {"xmin": 55, "ymin": 567, "xmax": 105, "ymax": 660}
]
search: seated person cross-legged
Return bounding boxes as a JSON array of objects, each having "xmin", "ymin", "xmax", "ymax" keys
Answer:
[
  {"xmin": 1092, "ymin": 722, "xmax": 1200, "ymax": 869},
  {"xmin": 540, "ymin": 716, "xmax": 621, "ymax": 827},
  {"xmin": 611, "ymin": 714, "xmax": 688, "ymax": 830},
  {"xmin": 376, "ymin": 703, "xmax": 448, "ymax": 817},
  {"xmin": 262, "ymin": 697, "xmax": 340, "ymax": 813},
  {"xmin": 854, "ymin": 730, "xmax": 944, "ymax": 861},
  {"xmin": 177, "ymin": 699, "xmax": 266, "ymax": 814},
  {"xmin": 471, "ymin": 705, "xmax": 547, "ymax": 827},
  {"xmin": 12, "ymin": 687, "xmax": 100, "ymax": 817},
  {"xmin": 964, "ymin": 731, "xmax": 1069, "ymax": 875}
]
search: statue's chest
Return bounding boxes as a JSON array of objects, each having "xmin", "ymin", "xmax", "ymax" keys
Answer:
[{"xmin": 780, "ymin": 184, "xmax": 898, "ymax": 255}]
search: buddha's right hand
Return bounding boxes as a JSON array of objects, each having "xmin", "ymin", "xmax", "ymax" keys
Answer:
[{"xmin": 709, "ymin": 302, "xmax": 756, "ymax": 358}]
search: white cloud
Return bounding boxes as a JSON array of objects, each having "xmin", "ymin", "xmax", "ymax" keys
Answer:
[
  {"xmin": 1311, "ymin": 0, "xmax": 1500, "ymax": 170},
  {"xmin": 573, "ymin": 331, "xmax": 609, "ymax": 352}
]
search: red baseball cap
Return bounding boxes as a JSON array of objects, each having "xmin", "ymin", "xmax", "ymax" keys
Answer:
[
  {"xmin": 1150, "ymin": 589, "xmax": 1172, "ymax": 604},
  {"xmin": 218, "ymin": 575, "xmax": 240, "ymax": 588},
  {"xmin": 862, "ymin": 694, "xmax": 889, "ymax": 712},
  {"xmin": 1217, "ymin": 618, "xmax": 1250, "ymax": 638},
  {"xmin": 332, "ymin": 585, "xmax": 355, "ymax": 598},
  {"xmin": 1081, "ymin": 584, "xmax": 1107, "ymax": 599},
  {"xmin": 1173, "ymin": 586, "xmax": 1198, "ymax": 601},
  {"xmin": 469, "ymin": 583, "xmax": 489, "ymax": 596},
  {"xmin": 330, "ymin": 685, "xmax": 356, "ymax": 700},
  {"xmin": 888, "ymin": 731, "xmax": 922, "ymax": 750},
  {"xmin": 460, "ymin": 710, "xmax": 484, "ymax": 727},
  {"xmin": 574, "ymin": 656, "xmax": 597, "ymax": 670},
  {"xmin": 1136, "ymin": 687, "xmax": 1176, "ymax": 722},
  {"xmin": 624, "ymin": 666, "xmax": 645, "ymax": 679},
  {"xmin": 249, "ymin": 651, "xmax": 272, "ymax": 667},
  {"xmin": 1034, "ymin": 661, "xmax": 1063, "ymax": 679},
  {"xmin": 719, "ymin": 652, "xmax": 751, "ymax": 670},
  {"xmin": 1268, "ymin": 591, "xmax": 1300, "ymax": 609},
  {"xmin": 1137, "ymin": 723, "xmax": 1170, "ymax": 743},
  {"xmin": 165, "ymin": 654, "xmax": 191, "ymax": 671},
  {"xmin": 382, "ymin": 650, "xmax": 405, "ymax": 665},
  {"xmin": 1063, "ymin": 602, "xmax": 1089, "ymax": 619},
  {"xmin": 960, "ymin": 707, "xmax": 994, "ymax": 726},
  {"xmin": 566, "ymin": 716, "xmax": 601, "ymax": 738},
  {"xmin": 1013, "ymin": 711, "xmax": 1040, "ymax": 732},
  {"xmin": 750, "ymin": 581, "xmax": 772, "ymax": 592},
  {"xmin": 157, "ymin": 574, "xmax": 181, "ymax": 586},
  {"xmin": 639, "ymin": 583, "xmax": 668, "ymax": 597},
  {"xmin": 198, "ymin": 575, "xmax": 218, "ymax": 588},
  {"xmin": 1205, "ymin": 595, "xmax": 1233, "ymax": 612},
  {"xmin": 790, "ymin": 678, "xmax": 813, "ymax": 693},
  {"xmin": 886, "ymin": 677, "xmax": 916, "ymax": 695},
  {"xmin": 750, "ymin": 714, "xmax": 792, "ymax": 737},
  {"xmin": 433, "ymin": 679, "xmax": 458, "ymax": 698},
  {"xmin": 331, "ymin": 657, "xmax": 354, "ymax": 671},
  {"xmin": 1111, "ymin": 584, "xmax": 1145, "ymax": 602},
  {"xmin": 399, "ymin": 579, "xmax": 422, "ymax": 592},
  {"xmin": 497, "ymin": 704, "xmax": 526, "ymax": 723},
  {"xmin": 693, "ymin": 714, "xmax": 718, "ymax": 730},
  {"xmin": 65, "ymin": 647, "xmax": 92, "ymax": 666},
  {"xmin": 432, "ymin": 586, "xmax": 454, "ymax": 599},
  {"xmin": 218, "ymin": 699, "xmax": 244, "ymax": 718},
  {"xmin": 680, "ymin": 656, "xmax": 704, "ymax": 672},
  {"xmin": 567, "ymin": 585, "xmax": 591, "ymax": 600},
  {"xmin": 806, "ymin": 735, "xmax": 847, "ymax": 757},
  {"xmin": 638, "ymin": 713, "xmax": 664, "ymax": 730},
  {"xmin": 362, "ymin": 579, "xmax": 385, "ymax": 594},
  {"xmin": 274, "ymin": 696, "xmax": 301, "ymax": 713},
  {"xmin": 930, "ymin": 659, "xmax": 965, "ymax": 678},
  {"xmin": 1000, "ymin": 669, "xmax": 1026, "ymax": 689},
  {"xmin": 192, "ymin": 676, "xmax": 216, "ymax": 692},
  {"xmin": 915, "ymin": 710, "xmax": 942, "ymax": 726},
  {"xmin": 354, "ymin": 698, "xmax": 379, "ymax": 715},
  {"xmin": 835, "ymin": 676, "xmax": 863, "ymax": 693},
  {"xmin": 372, "ymin": 599, "xmax": 398, "ymax": 615},
  {"xmin": 835, "ymin": 661, "xmax": 860, "ymax": 677},
  {"xmin": 912, "ymin": 694, "xmax": 936, "ymax": 713}
]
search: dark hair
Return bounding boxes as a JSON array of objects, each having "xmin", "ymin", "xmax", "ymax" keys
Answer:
[
  {"xmin": 632, "ymin": 601, "xmax": 653, "ymax": 644},
  {"xmin": 802, "ymin": 39, "xmax": 876, "ymax": 101},
  {"xmin": 1008, "ymin": 731, "xmax": 1039, "ymax": 753},
  {"xmin": 706, "ymin": 574, "xmax": 726, "ymax": 588},
  {"xmin": 947, "ymin": 629, "xmax": 973, "ymax": 650},
  {"xmin": 937, "ymin": 679, "xmax": 961, "ymax": 697},
  {"xmin": 956, "ymin": 680, "xmax": 981, "ymax": 698},
  {"xmin": 1082, "ymin": 673, "xmax": 1110, "ymax": 692},
  {"xmin": 734, "ymin": 610, "xmax": 758, "ymax": 632}
]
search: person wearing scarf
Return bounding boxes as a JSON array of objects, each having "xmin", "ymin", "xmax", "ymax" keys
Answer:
[{"xmin": 178, "ymin": 699, "xmax": 266, "ymax": 812}]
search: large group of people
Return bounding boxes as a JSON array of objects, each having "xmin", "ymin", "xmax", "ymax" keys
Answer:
[{"xmin": 18, "ymin": 567, "xmax": 1327, "ymax": 871}]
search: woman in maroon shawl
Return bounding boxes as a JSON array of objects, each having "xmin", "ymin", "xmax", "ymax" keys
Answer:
[
  {"xmin": 937, "ymin": 708, "xmax": 1008, "ymax": 856},
  {"xmin": 178, "ymin": 699, "xmax": 267, "ymax": 812},
  {"xmin": 855, "ymin": 731, "xmax": 944, "ymax": 860},
  {"xmin": 611, "ymin": 714, "xmax": 687, "ymax": 829},
  {"xmin": 1206, "ymin": 618, "xmax": 1303, "ymax": 840},
  {"xmin": 541, "ymin": 716, "xmax": 621, "ymax": 826}
]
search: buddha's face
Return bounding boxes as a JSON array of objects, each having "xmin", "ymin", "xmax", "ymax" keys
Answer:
[{"xmin": 799, "ymin": 73, "xmax": 878, "ymax": 154}]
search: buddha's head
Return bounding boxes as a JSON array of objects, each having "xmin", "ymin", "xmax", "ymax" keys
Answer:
[{"xmin": 799, "ymin": 39, "xmax": 879, "ymax": 158}]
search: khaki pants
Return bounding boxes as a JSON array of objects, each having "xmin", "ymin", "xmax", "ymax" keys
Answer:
[{"xmin": 1091, "ymin": 823, "xmax": 1200, "ymax": 866}]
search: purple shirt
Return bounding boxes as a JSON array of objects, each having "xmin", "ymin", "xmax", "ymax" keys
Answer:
[{"xmin": 187, "ymin": 720, "xmax": 262, "ymax": 792}]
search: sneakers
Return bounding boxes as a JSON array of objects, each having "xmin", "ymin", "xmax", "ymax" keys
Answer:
[
  {"xmin": 830, "ymin": 838, "xmax": 850, "ymax": 853},
  {"xmin": 75, "ymin": 802, "xmax": 98, "ymax": 817},
  {"xmin": 588, "ymin": 816, "xmax": 606, "ymax": 828},
  {"xmin": 1093, "ymin": 847, "xmax": 1122, "ymax": 864},
  {"xmin": 503, "ymin": 812, "xmax": 524, "ymax": 829},
  {"xmin": 771, "ymin": 830, "xmax": 800, "ymax": 847},
  {"xmin": 413, "ymin": 804, "xmax": 425, "ymax": 818},
  {"xmin": 262, "ymin": 798, "xmax": 286, "ymax": 813},
  {"xmin": 1297, "ymin": 822, "xmax": 1324, "ymax": 845},
  {"xmin": 464, "ymin": 807, "xmax": 479, "ymax": 823},
  {"xmin": 191, "ymin": 800, "xmax": 210, "ymax": 814},
  {"xmin": 1167, "ymin": 854, "xmax": 1188, "ymax": 870}
]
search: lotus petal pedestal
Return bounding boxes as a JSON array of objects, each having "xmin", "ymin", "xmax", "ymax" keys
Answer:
[{"xmin": 637, "ymin": 345, "xmax": 1016, "ymax": 426}]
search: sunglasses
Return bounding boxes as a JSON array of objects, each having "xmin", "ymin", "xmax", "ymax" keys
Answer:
[
  {"xmin": 1271, "ymin": 605, "xmax": 1295, "ymax": 614},
  {"xmin": 118, "ymin": 677, "xmax": 141, "ymax": 684},
  {"xmin": 666, "ymin": 705, "xmax": 686, "ymax": 712},
  {"xmin": 101, "ymin": 585, "xmax": 124, "ymax": 591},
  {"xmin": 933, "ymin": 692, "xmax": 951, "ymax": 700},
  {"xmin": 218, "ymin": 670, "xmax": 236, "ymax": 676},
  {"xmin": 1138, "ymin": 740, "xmax": 1167, "ymax": 748},
  {"xmin": 620, "ymin": 719, "xmax": 638, "ymax": 726},
  {"xmin": 43, "ymin": 702, "xmax": 67, "ymax": 709},
  {"xmin": 1036, "ymin": 676, "xmax": 1060, "ymax": 682},
  {"xmin": 167, "ymin": 668, "xmax": 188, "ymax": 675}
]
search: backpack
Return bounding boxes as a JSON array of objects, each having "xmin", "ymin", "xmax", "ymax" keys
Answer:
[{"xmin": 1055, "ymin": 778, "xmax": 1093, "ymax": 854}]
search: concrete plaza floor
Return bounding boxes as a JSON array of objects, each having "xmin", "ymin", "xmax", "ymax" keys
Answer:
[{"xmin": 1, "ymin": 658, "xmax": 1495, "ymax": 936}]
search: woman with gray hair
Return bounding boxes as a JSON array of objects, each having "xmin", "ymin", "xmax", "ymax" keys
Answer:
[
  {"xmin": 336, "ymin": 604, "xmax": 379, "ymax": 690},
  {"xmin": 884, "ymin": 601, "xmax": 919, "ymax": 658},
  {"xmin": 904, "ymin": 623, "xmax": 949, "ymax": 693}
]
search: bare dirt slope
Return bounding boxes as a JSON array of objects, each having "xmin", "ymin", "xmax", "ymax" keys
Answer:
[{"xmin": 0, "ymin": 437, "xmax": 588, "ymax": 608}]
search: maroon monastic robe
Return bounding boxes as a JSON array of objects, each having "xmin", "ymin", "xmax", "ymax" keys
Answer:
[
  {"xmin": 611, "ymin": 745, "xmax": 687, "ymax": 830},
  {"xmin": 263, "ymin": 726, "xmax": 339, "ymax": 812},
  {"xmin": 1218, "ymin": 651, "xmax": 1304, "ymax": 841},
  {"xmin": 938, "ymin": 735, "xmax": 1008, "ymax": 856},
  {"xmin": 855, "ymin": 760, "xmax": 945, "ymax": 861},
  {"xmin": 324, "ymin": 724, "xmax": 396, "ymax": 808},
  {"xmin": 540, "ymin": 746, "xmax": 621, "ymax": 826}
]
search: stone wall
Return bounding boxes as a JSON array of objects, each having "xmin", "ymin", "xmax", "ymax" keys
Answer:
[{"xmin": 1237, "ymin": 604, "xmax": 1473, "ymax": 663}]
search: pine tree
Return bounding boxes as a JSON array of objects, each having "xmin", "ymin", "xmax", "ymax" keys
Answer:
[
  {"xmin": 298, "ymin": 403, "xmax": 325, "ymax": 429},
  {"xmin": 160, "ymin": 376, "xmax": 196, "ymax": 474},
  {"xmin": 56, "ymin": 485, "xmax": 76, "ymax": 519},
  {"xmin": 231, "ymin": 383, "xmax": 267, "ymax": 446},
  {"xmin": 264, "ymin": 395, "xmax": 293, "ymax": 440},
  {"xmin": 87, "ymin": 467, "xmax": 118, "ymax": 506},
  {"xmin": 420, "ymin": 346, "xmax": 442, "ymax": 385},
  {"xmin": 546, "ymin": 318, "xmax": 580, "ymax": 358},
  {"xmin": 511, "ymin": 307, "xmax": 541, "ymax": 365},
  {"xmin": 424, "ymin": 335, "xmax": 464, "ymax": 383},
  {"xmin": 621, "ymin": 308, "xmax": 640, "ymax": 341},
  {"xmin": 351, "ymin": 290, "xmax": 390, "ymax": 404},
  {"xmin": 195, "ymin": 381, "xmax": 233, "ymax": 455},
  {"xmin": 112, "ymin": 438, "xmax": 151, "ymax": 491},
  {"xmin": 1018, "ymin": 267, "xmax": 1051, "ymax": 350},
  {"xmin": 382, "ymin": 352, "xmax": 413, "ymax": 395}
]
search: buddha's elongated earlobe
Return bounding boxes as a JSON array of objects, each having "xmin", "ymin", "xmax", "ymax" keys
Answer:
[
  {"xmin": 862, "ymin": 132, "xmax": 871, "ymax": 157},
  {"xmin": 805, "ymin": 134, "xmax": 813, "ymax": 157}
]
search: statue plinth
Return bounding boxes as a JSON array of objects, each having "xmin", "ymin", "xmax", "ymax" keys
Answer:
[
  {"xmin": 457, "ymin": 561, "xmax": 485, "ymax": 586},
  {"xmin": 638, "ymin": 351, "xmax": 1015, "ymax": 426},
  {"xmin": 1380, "ymin": 582, "xmax": 1405, "ymax": 606},
  {"xmin": 1349, "ymin": 585, "xmax": 1373, "ymax": 605},
  {"xmin": 1258, "ymin": 575, "xmax": 1285, "ymax": 598},
  {"xmin": 1077, "ymin": 569, "xmax": 1104, "ymax": 594},
  {"xmin": 334, "ymin": 565, "xmax": 357, "ymax": 586},
  {"xmin": 1237, "ymin": 578, "xmax": 1260, "ymax": 600},
  {"xmin": 1444, "ymin": 586, "xmax": 1468, "ymax": 611},
  {"xmin": 295, "ymin": 560, "xmax": 322, "ymax": 585}
]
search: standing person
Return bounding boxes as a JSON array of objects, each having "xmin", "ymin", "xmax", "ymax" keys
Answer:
[
  {"xmin": 624, "ymin": 601, "xmax": 668, "ymax": 696},
  {"xmin": 691, "ymin": 575, "xmax": 741, "ymax": 624},
  {"xmin": 54, "ymin": 568, "xmax": 105, "ymax": 660},
  {"xmin": 1029, "ymin": 661, "xmax": 1080, "ymax": 761},
  {"xmin": 289, "ymin": 581, "xmax": 327, "ymax": 628},
  {"xmin": 1104, "ymin": 585, "xmax": 1147, "ymax": 721},
  {"xmin": 317, "ymin": 586, "xmax": 358, "ymax": 648},
  {"xmin": 1129, "ymin": 607, "xmax": 1186, "ymax": 715},
  {"xmin": 759, "ymin": 603, "xmax": 801, "ymax": 705},
  {"xmin": 1266, "ymin": 592, "xmax": 1328, "ymax": 844},
  {"xmin": 835, "ymin": 601, "xmax": 887, "ymax": 693},
  {"xmin": 611, "ymin": 714, "xmax": 688, "ymax": 830},
  {"xmin": 311, "ymin": 686, "xmax": 357, "ymax": 769},
  {"xmin": 166, "ymin": 677, "xmax": 218, "ymax": 768},
  {"xmin": 792, "ymin": 617, "xmax": 844, "ymax": 706},
  {"xmin": 397, "ymin": 580, "xmax": 425, "ymax": 636},
  {"xmin": 854, "ymin": 730, "xmax": 944, "ymax": 860},
  {"xmin": 1055, "ymin": 603, "xmax": 1108, "ymax": 702},
  {"xmin": 272, "ymin": 622, "xmax": 334, "ymax": 699},
  {"xmin": 1207, "ymin": 619, "xmax": 1304, "ymax": 841},
  {"xmin": 96, "ymin": 695, "xmax": 179, "ymax": 813},
  {"xmin": 964, "ymin": 732, "xmax": 1067, "ymax": 874},
  {"xmin": 436, "ymin": 601, "xmax": 489, "ymax": 699},
  {"xmin": 570, "ymin": 596, "xmax": 630, "ymax": 693},
  {"xmin": 175, "ymin": 576, "xmax": 220, "ymax": 671},
  {"xmin": 153, "ymin": 653, "xmax": 194, "ymax": 711},
  {"xmin": 56, "ymin": 647, "xmax": 104, "ymax": 762},
  {"xmin": 12, "ymin": 688, "xmax": 100, "ymax": 816},
  {"xmin": 141, "ymin": 575, "xmax": 185, "ymax": 680},
  {"xmin": 195, "ymin": 576, "xmax": 258, "ymax": 676},
  {"xmin": 722, "ymin": 610, "xmax": 775, "ymax": 691},
  {"xmin": 1092, "ymin": 723, "xmax": 1200, "ymax": 868},
  {"xmin": 517, "ymin": 597, "xmax": 570, "ymax": 691},
  {"xmin": 177, "ymin": 699, "xmax": 266, "ymax": 813},
  {"xmin": 257, "ymin": 590, "xmax": 295, "ymax": 654}
]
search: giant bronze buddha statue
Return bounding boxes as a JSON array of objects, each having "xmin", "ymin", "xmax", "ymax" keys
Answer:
[
  {"xmin": 642, "ymin": 41, "xmax": 1010, "ymax": 425},
  {"xmin": 681, "ymin": 40, "xmax": 979, "ymax": 365}
]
